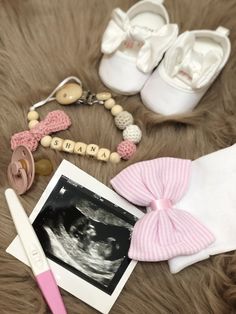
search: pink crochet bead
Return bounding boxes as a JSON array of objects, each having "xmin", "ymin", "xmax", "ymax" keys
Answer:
[{"xmin": 117, "ymin": 140, "xmax": 136, "ymax": 160}]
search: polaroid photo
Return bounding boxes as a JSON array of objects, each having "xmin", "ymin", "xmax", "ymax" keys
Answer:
[{"xmin": 6, "ymin": 159, "xmax": 143, "ymax": 314}]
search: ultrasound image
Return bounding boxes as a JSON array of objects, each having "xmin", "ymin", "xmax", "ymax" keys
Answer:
[{"xmin": 33, "ymin": 176, "xmax": 137, "ymax": 295}]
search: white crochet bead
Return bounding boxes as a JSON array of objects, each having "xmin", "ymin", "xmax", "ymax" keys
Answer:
[
  {"xmin": 123, "ymin": 125, "xmax": 142, "ymax": 144},
  {"xmin": 114, "ymin": 111, "xmax": 134, "ymax": 130}
]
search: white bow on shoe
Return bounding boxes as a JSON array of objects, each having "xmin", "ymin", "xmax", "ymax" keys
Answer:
[
  {"xmin": 164, "ymin": 32, "xmax": 223, "ymax": 89},
  {"xmin": 141, "ymin": 26, "xmax": 231, "ymax": 115},
  {"xmin": 99, "ymin": 0, "xmax": 178, "ymax": 95},
  {"xmin": 102, "ymin": 8, "xmax": 178, "ymax": 73}
]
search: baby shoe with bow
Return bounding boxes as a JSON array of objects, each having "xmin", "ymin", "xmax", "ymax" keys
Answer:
[
  {"xmin": 141, "ymin": 26, "xmax": 231, "ymax": 115},
  {"xmin": 99, "ymin": 0, "xmax": 178, "ymax": 95}
]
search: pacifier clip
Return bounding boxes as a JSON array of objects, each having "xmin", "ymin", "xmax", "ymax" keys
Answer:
[{"xmin": 11, "ymin": 77, "xmax": 142, "ymax": 163}]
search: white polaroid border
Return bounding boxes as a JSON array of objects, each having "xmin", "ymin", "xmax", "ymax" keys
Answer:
[{"xmin": 6, "ymin": 159, "xmax": 144, "ymax": 314}]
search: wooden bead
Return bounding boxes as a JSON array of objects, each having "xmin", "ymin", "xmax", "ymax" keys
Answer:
[
  {"xmin": 111, "ymin": 105, "xmax": 123, "ymax": 116},
  {"xmin": 74, "ymin": 142, "xmax": 87, "ymax": 155},
  {"xmin": 109, "ymin": 152, "xmax": 121, "ymax": 163},
  {"xmin": 56, "ymin": 83, "xmax": 83, "ymax": 105},
  {"xmin": 62, "ymin": 139, "xmax": 75, "ymax": 153},
  {"xmin": 104, "ymin": 98, "xmax": 115, "ymax": 109},
  {"xmin": 28, "ymin": 120, "xmax": 39, "ymax": 129},
  {"xmin": 50, "ymin": 137, "xmax": 64, "ymax": 151},
  {"xmin": 97, "ymin": 148, "xmax": 110, "ymax": 161},
  {"xmin": 40, "ymin": 135, "xmax": 52, "ymax": 147},
  {"xmin": 96, "ymin": 92, "xmax": 112, "ymax": 101},
  {"xmin": 86, "ymin": 144, "xmax": 99, "ymax": 157},
  {"xmin": 27, "ymin": 110, "xmax": 39, "ymax": 121}
]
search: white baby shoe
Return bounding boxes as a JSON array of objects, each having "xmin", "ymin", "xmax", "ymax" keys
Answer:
[
  {"xmin": 141, "ymin": 26, "xmax": 231, "ymax": 115},
  {"xmin": 99, "ymin": 0, "xmax": 178, "ymax": 95}
]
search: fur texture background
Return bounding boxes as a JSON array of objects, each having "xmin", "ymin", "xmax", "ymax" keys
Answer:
[{"xmin": 0, "ymin": 0, "xmax": 236, "ymax": 313}]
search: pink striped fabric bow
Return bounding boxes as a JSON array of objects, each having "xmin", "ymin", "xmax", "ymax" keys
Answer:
[
  {"xmin": 11, "ymin": 110, "xmax": 71, "ymax": 152},
  {"xmin": 110, "ymin": 158, "xmax": 215, "ymax": 261}
]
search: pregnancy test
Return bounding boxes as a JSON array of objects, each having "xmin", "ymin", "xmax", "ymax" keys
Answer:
[{"xmin": 5, "ymin": 188, "xmax": 67, "ymax": 314}]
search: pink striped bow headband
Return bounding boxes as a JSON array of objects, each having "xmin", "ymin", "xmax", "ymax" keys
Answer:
[
  {"xmin": 110, "ymin": 158, "xmax": 215, "ymax": 261},
  {"xmin": 11, "ymin": 110, "xmax": 71, "ymax": 152}
]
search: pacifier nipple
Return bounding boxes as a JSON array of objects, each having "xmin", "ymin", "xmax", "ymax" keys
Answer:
[{"xmin": 35, "ymin": 159, "xmax": 53, "ymax": 176}]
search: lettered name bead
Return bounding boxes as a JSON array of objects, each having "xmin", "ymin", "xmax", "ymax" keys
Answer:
[
  {"xmin": 109, "ymin": 152, "xmax": 121, "ymax": 163},
  {"xmin": 27, "ymin": 110, "xmax": 39, "ymax": 121},
  {"xmin": 104, "ymin": 98, "xmax": 115, "ymax": 109},
  {"xmin": 56, "ymin": 83, "xmax": 83, "ymax": 105},
  {"xmin": 28, "ymin": 120, "xmax": 39, "ymax": 129},
  {"xmin": 62, "ymin": 139, "xmax": 75, "ymax": 153},
  {"xmin": 74, "ymin": 142, "xmax": 87, "ymax": 155},
  {"xmin": 111, "ymin": 104, "xmax": 123, "ymax": 116},
  {"xmin": 96, "ymin": 92, "xmax": 112, "ymax": 101},
  {"xmin": 40, "ymin": 135, "xmax": 52, "ymax": 147},
  {"xmin": 86, "ymin": 144, "xmax": 99, "ymax": 157},
  {"xmin": 50, "ymin": 137, "xmax": 64, "ymax": 151},
  {"xmin": 97, "ymin": 148, "xmax": 110, "ymax": 161}
]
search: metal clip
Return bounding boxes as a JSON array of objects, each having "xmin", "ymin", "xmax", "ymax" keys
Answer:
[{"xmin": 76, "ymin": 90, "xmax": 104, "ymax": 106}]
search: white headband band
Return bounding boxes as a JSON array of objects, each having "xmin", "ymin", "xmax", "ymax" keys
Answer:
[{"xmin": 169, "ymin": 144, "xmax": 236, "ymax": 273}]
